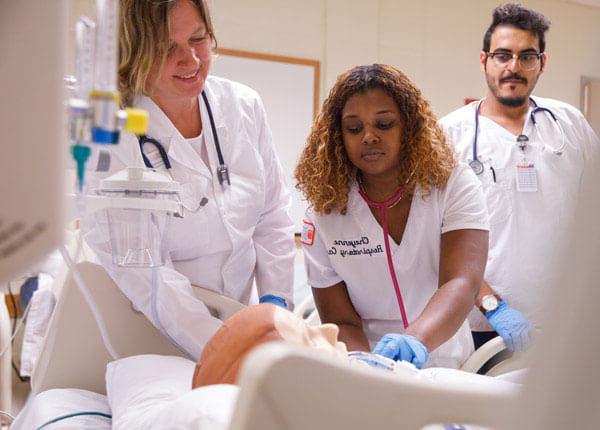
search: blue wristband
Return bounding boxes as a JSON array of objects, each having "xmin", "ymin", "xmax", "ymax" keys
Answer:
[{"xmin": 259, "ymin": 294, "xmax": 287, "ymax": 309}]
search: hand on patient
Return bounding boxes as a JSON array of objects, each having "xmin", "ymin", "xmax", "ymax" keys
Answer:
[
  {"xmin": 485, "ymin": 301, "xmax": 534, "ymax": 352},
  {"xmin": 372, "ymin": 334, "xmax": 429, "ymax": 369}
]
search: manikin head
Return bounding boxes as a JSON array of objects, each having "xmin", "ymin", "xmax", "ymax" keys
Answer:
[{"xmin": 192, "ymin": 304, "xmax": 348, "ymax": 387}]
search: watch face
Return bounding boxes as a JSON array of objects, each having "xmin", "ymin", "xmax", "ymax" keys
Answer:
[{"xmin": 482, "ymin": 295, "xmax": 499, "ymax": 312}]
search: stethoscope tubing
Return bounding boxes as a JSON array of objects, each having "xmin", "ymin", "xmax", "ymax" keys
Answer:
[
  {"xmin": 138, "ymin": 90, "xmax": 230, "ymax": 185},
  {"xmin": 471, "ymin": 97, "xmax": 565, "ymax": 175},
  {"xmin": 358, "ymin": 187, "xmax": 410, "ymax": 329}
]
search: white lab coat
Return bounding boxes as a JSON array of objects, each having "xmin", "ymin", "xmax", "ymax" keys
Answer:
[
  {"xmin": 302, "ymin": 163, "xmax": 489, "ymax": 368},
  {"xmin": 440, "ymin": 96, "xmax": 600, "ymax": 331},
  {"xmin": 84, "ymin": 76, "xmax": 295, "ymax": 359}
]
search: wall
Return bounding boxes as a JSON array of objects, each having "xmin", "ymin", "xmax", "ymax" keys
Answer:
[
  {"xmin": 211, "ymin": 0, "xmax": 600, "ymax": 117},
  {"xmin": 70, "ymin": 0, "xmax": 600, "ymax": 115}
]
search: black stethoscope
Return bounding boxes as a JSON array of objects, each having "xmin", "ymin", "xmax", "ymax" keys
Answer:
[
  {"xmin": 138, "ymin": 90, "xmax": 230, "ymax": 186},
  {"xmin": 470, "ymin": 97, "xmax": 565, "ymax": 175}
]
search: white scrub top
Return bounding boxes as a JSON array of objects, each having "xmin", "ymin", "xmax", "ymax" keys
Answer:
[
  {"xmin": 440, "ymin": 96, "xmax": 600, "ymax": 331},
  {"xmin": 302, "ymin": 163, "xmax": 489, "ymax": 368},
  {"xmin": 84, "ymin": 76, "xmax": 295, "ymax": 359}
]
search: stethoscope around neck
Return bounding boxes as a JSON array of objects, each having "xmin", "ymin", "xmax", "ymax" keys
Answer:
[
  {"xmin": 138, "ymin": 90, "xmax": 230, "ymax": 186},
  {"xmin": 469, "ymin": 97, "xmax": 566, "ymax": 175},
  {"xmin": 358, "ymin": 182, "xmax": 410, "ymax": 329}
]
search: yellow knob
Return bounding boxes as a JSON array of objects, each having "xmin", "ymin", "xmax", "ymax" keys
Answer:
[
  {"xmin": 90, "ymin": 90, "xmax": 121, "ymax": 103},
  {"xmin": 124, "ymin": 108, "xmax": 149, "ymax": 135}
]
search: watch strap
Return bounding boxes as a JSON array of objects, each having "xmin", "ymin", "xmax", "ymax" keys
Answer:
[{"xmin": 478, "ymin": 293, "xmax": 501, "ymax": 314}]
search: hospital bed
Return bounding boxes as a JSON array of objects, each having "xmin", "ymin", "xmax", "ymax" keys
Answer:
[
  {"xmin": 14, "ymin": 250, "xmax": 598, "ymax": 429},
  {"xmin": 29, "ymin": 261, "xmax": 519, "ymax": 395},
  {"xmin": 31, "ymin": 261, "xmax": 245, "ymax": 395},
  {"xmin": 230, "ymin": 342, "xmax": 519, "ymax": 430},
  {"xmin": 6, "ymin": 258, "xmax": 520, "ymax": 423}
]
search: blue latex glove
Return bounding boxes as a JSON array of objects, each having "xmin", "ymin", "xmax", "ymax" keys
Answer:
[
  {"xmin": 259, "ymin": 294, "xmax": 287, "ymax": 309},
  {"xmin": 372, "ymin": 334, "xmax": 429, "ymax": 369},
  {"xmin": 486, "ymin": 301, "xmax": 534, "ymax": 352}
]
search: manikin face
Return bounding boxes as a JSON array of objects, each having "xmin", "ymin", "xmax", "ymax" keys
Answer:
[
  {"xmin": 480, "ymin": 25, "xmax": 547, "ymax": 107},
  {"xmin": 341, "ymin": 88, "xmax": 404, "ymax": 183},
  {"xmin": 147, "ymin": 0, "xmax": 212, "ymax": 107},
  {"xmin": 192, "ymin": 305, "xmax": 348, "ymax": 388},
  {"xmin": 273, "ymin": 307, "xmax": 348, "ymax": 361}
]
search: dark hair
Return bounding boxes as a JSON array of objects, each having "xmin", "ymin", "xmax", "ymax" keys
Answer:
[{"xmin": 483, "ymin": 3, "xmax": 551, "ymax": 53}]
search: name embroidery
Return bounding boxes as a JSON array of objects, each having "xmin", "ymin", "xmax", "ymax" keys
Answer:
[{"xmin": 328, "ymin": 236, "xmax": 384, "ymax": 258}]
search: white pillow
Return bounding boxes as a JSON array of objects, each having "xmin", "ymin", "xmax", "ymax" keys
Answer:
[
  {"xmin": 106, "ymin": 354, "xmax": 238, "ymax": 430},
  {"xmin": 20, "ymin": 274, "xmax": 56, "ymax": 377}
]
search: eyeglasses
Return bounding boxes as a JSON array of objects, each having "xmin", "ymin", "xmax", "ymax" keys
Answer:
[{"xmin": 486, "ymin": 51, "xmax": 543, "ymax": 71}]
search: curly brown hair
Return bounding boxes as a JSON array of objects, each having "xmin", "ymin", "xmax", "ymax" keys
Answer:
[{"xmin": 295, "ymin": 64, "xmax": 455, "ymax": 215}]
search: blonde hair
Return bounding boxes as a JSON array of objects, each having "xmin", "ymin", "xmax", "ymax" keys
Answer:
[
  {"xmin": 118, "ymin": 0, "xmax": 217, "ymax": 106},
  {"xmin": 295, "ymin": 64, "xmax": 455, "ymax": 215}
]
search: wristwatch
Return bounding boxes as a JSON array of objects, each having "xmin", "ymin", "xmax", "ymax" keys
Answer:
[{"xmin": 478, "ymin": 294, "xmax": 501, "ymax": 313}]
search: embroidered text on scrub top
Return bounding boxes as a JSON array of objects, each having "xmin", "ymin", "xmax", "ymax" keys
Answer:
[{"xmin": 327, "ymin": 236, "xmax": 384, "ymax": 258}]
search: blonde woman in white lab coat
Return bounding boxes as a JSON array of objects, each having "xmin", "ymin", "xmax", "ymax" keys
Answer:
[{"xmin": 85, "ymin": 0, "xmax": 295, "ymax": 359}]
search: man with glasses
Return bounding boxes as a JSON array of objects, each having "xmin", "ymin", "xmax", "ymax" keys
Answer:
[{"xmin": 440, "ymin": 3, "xmax": 598, "ymax": 360}]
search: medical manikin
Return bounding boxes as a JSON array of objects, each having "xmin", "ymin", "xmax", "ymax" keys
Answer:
[
  {"xmin": 193, "ymin": 303, "xmax": 348, "ymax": 387},
  {"xmin": 112, "ymin": 305, "xmax": 519, "ymax": 430},
  {"xmin": 192, "ymin": 304, "xmax": 522, "ymax": 388}
]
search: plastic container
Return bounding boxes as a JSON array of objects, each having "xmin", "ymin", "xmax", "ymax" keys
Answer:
[{"xmin": 98, "ymin": 167, "xmax": 182, "ymax": 267}]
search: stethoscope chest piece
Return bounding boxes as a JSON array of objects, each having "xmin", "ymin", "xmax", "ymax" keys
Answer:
[{"xmin": 469, "ymin": 159, "xmax": 485, "ymax": 176}]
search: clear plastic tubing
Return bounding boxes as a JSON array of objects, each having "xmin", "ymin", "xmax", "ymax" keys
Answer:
[
  {"xmin": 94, "ymin": 0, "xmax": 118, "ymax": 92},
  {"xmin": 348, "ymin": 351, "xmax": 396, "ymax": 372},
  {"xmin": 75, "ymin": 17, "xmax": 95, "ymax": 100}
]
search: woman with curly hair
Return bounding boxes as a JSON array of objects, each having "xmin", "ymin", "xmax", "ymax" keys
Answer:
[{"xmin": 295, "ymin": 64, "xmax": 489, "ymax": 369}]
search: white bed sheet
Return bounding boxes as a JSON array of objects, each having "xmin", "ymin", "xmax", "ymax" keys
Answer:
[
  {"xmin": 13, "ymin": 355, "xmax": 239, "ymax": 430},
  {"xmin": 11, "ymin": 388, "xmax": 111, "ymax": 429}
]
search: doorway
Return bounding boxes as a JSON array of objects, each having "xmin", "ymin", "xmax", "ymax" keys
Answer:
[{"xmin": 581, "ymin": 76, "xmax": 600, "ymax": 135}]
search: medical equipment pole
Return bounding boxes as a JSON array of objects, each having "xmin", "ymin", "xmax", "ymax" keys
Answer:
[
  {"xmin": 70, "ymin": 18, "xmax": 95, "ymax": 191},
  {"xmin": 63, "ymin": 0, "xmax": 149, "ymax": 361},
  {"xmin": 69, "ymin": 1, "xmax": 148, "ymax": 190}
]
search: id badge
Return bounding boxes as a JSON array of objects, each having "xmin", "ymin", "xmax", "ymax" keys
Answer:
[{"xmin": 516, "ymin": 162, "xmax": 538, "ymax": 192}]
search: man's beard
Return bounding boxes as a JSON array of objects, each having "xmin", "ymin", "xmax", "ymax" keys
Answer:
[
  {"xmin": 486, "ymin": 70, "xmax": 537, "ymax": 108},
  {"xmin": 497, "ymin": 95, "xmax": 528, "ymax": 107}
]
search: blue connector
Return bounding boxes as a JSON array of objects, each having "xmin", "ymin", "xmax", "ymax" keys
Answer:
[
  {"xmin": 71, "ymin": 144, "xmax": 91, "ymax": 191},
  {"xmin": 91, "ymin": 127, "xmax": 120, "ymax": 144}
]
